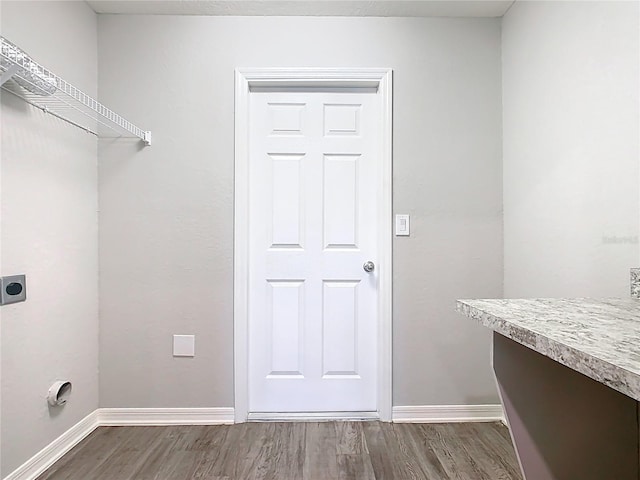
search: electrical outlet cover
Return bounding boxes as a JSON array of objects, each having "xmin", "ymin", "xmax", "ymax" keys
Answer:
[
  {"xmin": 173, "ymin": 334, "xmax": 195, "ymax": 357},
  {"xmin": 0, "ymin": 274, "xmax": 26, "ymax": 305}
]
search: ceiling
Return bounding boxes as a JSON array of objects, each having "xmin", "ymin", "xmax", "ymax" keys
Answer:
[{"xmin": 86, "ymin": 0, "xmax": 516, "ymax": 17}]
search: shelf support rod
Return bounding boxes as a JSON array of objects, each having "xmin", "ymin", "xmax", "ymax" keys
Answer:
[{"xmin": 0, "ymin": 64, "xmax": 19, "ymax": 86}]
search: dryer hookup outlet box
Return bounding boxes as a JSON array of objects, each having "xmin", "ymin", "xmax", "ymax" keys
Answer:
[{"xmin": 0, "ymin": 275, "xmax": 27, "ymax": 305}]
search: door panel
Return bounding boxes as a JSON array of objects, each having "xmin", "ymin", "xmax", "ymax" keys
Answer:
[
  {"xmin": 269, "ymin": 154, "xmax": 304, "ymax": 249},
  {"xmin": 322, "ymin": 280, "xmax": 360, "ymax": 377},
  {"xmin": 323, "ymin": 154, "xmax": 360, "ymax": 249},
  {"xmin": 249, "ymin": 90, "xmax": 379, "ymax": 413},
  {"xmin": 267, "ymin": 280, "xmax": 304, "ymax": 377}
]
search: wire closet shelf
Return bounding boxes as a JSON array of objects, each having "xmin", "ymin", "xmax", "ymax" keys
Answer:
[{"xmin": 0, "ymin": 35, "xmax": 151, "ymax": 145}]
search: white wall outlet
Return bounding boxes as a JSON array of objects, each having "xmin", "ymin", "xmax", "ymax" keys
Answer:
[
  {"xmin": 173, "ymin": 334, "xmax": 195, "ymax": 357},
  {"xmin": 395, "ymin": 214, "xmax": 410, "ymax": 236}
]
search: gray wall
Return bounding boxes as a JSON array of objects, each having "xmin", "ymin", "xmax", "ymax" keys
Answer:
[
  {"xmin": 98, "ymin": 15, "xmax": 503, "ymax": 408},
  {"xmin": 502, "ymin": 1, "xmax": 640, "ymax": 298},
  {"xmin": 1, "ymin": 1, "xmax": 98, "ymax": 476},
  {"xmin": 0, "ymin": 5, "xmax": 4, "ymax": 473}
]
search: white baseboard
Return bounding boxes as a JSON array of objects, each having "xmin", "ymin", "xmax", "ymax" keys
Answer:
[
  {"xmin": 3, "ymin": 407, "xmax": 234, "ymax": 480},
  {"xmin": 98, "ymin": 407, "xmax": 235, "ymax": 426},
  {"xmin": 392, "ymin": 404, "xmax": 504, "ymax": 423},
  {"xmin": 5, "ymin": 405, "xmax": 502, "ymax": 480},
  {"xmin": 4, "ymin": 410, "xmax": 100, "ymax": 480}
]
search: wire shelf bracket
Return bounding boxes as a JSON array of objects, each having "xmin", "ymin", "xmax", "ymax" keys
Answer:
[{"xmin": 0, "ymin": 35, "xmax": 151, "ymax": 146}]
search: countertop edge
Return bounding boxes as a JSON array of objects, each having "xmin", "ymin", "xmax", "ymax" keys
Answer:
[{"xmin": 456, "ymin": 299, "xmax": 640, "ymax": 402}]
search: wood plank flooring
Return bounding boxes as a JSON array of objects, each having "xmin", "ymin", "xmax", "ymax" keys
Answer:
[{"xmin": 36, "ymin": 422, "xmax": 522, "ymax": 480}]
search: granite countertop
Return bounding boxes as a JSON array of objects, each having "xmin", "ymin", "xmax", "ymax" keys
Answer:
[{"xmin": 456, "ymin": 297, "xmax": 640, "ymax": 401}]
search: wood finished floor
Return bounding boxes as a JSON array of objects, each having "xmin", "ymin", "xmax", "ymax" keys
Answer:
[{"xmin": 36, "ymin": 422, "xmax": 522, "ymax": 480}]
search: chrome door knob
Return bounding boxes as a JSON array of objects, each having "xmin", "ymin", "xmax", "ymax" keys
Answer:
[{"xmin": 363, "ymin": 261, "xmax": 375, "ymax": 273}]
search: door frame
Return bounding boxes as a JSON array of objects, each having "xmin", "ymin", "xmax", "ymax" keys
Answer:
[{"xmin": 233, "ymin": 67, "xmax": 393, "ymax": 423}]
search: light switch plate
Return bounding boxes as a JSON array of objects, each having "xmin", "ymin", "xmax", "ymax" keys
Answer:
[
  {"xmin": 173, "ymin": 334, "xmax": 195, "ymax": 357},
  {"xmin": 395, "ymin": 214, "xmax": 410, "ymax": 236}
]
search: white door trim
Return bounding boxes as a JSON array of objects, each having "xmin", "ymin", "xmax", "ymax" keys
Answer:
[{"xmin": 234, "ymin": 67, "xmax": 393, "ymax": 423}]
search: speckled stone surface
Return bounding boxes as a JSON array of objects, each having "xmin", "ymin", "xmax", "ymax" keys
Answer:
[
  {"xmin": 631, "ymin": 268, "xmax": 640, "ymax": 299},
  {"xmin": 457, "ymin": 298, "xmax": 640, "ymax": 401}
]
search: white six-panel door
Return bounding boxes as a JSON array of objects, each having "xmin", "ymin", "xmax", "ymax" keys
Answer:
[{"xmin": 248, "ymin": 90, "xmax": 380, "ymax": 413}]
